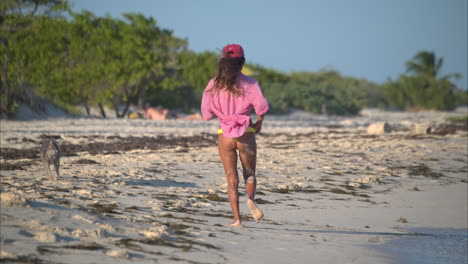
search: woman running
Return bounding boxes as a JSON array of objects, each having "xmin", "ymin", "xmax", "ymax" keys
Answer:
[{"xmin": 201, "ymin": 44, "xmax": 269, "ymax": 227}]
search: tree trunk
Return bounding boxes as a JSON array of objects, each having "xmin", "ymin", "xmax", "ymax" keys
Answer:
[
  {"xmin": 121, "ymin": 99, "xmax": 131, "ymax": 118},
  {"xmin": 1, "ymin": 38, "xmax": 13, "ymax": 119},
  {"xmin": 138, "ymin": 85, "xmax": 146, "ymax": 110},
  {"xmin": 83, "ymin": 103, "xmax": 90, "ymax": 116},
  {"xmin": 118, "ymin": 86, "xmax": 133, "ymax": 118},
  {"xmin": 186, "ymin": 86, "xmax": 194, "ymax": 111},
  {"xmin": 98, "ymin": 103, "xmax": 107, "ymax": 118},
  {"xmin": 112, "ymin": 101, "xmax": 121, "ymax": 118}
]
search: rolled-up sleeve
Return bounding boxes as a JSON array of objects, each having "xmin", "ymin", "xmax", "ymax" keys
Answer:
[
  {"xmin": 201, "ymin": 80, "xmax": 215, "ymax": 121},
  {"xmin": 250, "ymin": 81, "xmax": 269, "ymax": 116}
]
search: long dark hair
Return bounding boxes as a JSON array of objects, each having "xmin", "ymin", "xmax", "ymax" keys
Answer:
[{"xmin": 213, "ymin": 52, "xmax": 245, "ymax": 96}]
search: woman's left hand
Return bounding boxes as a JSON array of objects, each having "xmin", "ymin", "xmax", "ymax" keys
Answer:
[
  {"xmin": 253, "ymin": 115, "xmax": 264, "ymax": 134},
  {"xmin": 253, "ymin": 122, "xmax": 262, "ymax": 134}
]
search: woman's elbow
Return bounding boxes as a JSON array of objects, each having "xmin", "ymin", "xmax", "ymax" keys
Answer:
[{"xmin": 201, "ymin": 112, "xmax": 214, "ymax": 121}]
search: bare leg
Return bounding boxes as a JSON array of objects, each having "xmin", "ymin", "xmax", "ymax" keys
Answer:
[
  {"xmin": 237, "ymin": 133, "xmax": 257, "ymax": 200},
  {"xmin": 218, "ymin": 134, "xmax": 242, "ymax": 227},
  {"xmin": 45, "ymin": 163, "xmax": 53, "ymax": 181},
  {"xmin": 54, "ymin": 157, "xmax": 60, "ymax": 181},
  {"xmin": 54, "ymin": 165, "xmax": 59, "ymax": 181},
  {"xmin": 237, "ymin": 133, "xmax": 263, "ymax": 222}
]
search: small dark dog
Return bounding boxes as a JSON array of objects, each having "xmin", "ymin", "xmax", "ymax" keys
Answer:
[{"xmin": 40, "ymin": 139, "xmax": 60, "ymax": 181}]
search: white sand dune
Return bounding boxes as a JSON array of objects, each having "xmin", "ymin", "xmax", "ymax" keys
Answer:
[{"xmin": 1, "ymin": 108, "xmax": 467, "ymax": 263}]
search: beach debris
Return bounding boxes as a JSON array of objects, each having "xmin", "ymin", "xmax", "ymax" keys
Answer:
[
  {"xmin": 72, "ymin": 159, "xmax": 99, "ymax": 165},
  {"xmin": 87, "ymin": 203, "xmax": 118, "ymax": 214},
  {"xmin": 409, "ymin": 164, "xmax": 444, "ymax": 179},
  {"xmin": 0, "ymin": 161, "xmax": 31, "ymax": 171},
  {"xmin": 56, "ymin": 242, "xmax": 105, "ymax": 251},
  {"xmin": 397, "ymin": 217, "xmax": 408, "ymax": 223},
  {"xmin": 40, "ymin": 139, "xmax": 60, "ymax": 181},
  {"xmin": 174, "ymin": 199, "xmax": 191, "ymax": 208},
  {"xmin": 329, "ymin": 188, "xmax": 349, "ymax": 195},
  {"xmin": 346, "ymin": 182, "xmax": 365, "ymax": 188},
  {"xmin": 360, "ymin": 176, "xmax": 384, "ymax": 184},
  {"xmin": 139, "ymin": 226, "xmax": 167, "ymax": 238},
  {"xmin": 432, "ymin": 124, "xmax": 460, "ymax": 135},
  {"xmin": 73, "ymin": 189, "xmax": 93, "ymax": 197},
  {"xmin": 71, "ymin": 228, "xmax": 109, "ymax": 239},
  {"xmin": 254, "ymin": 198, "xmax": 274, "ymax": 204},
  {"xmin": 0, "ymin": 251, "xmax": 18, "ymax": 260},
  {"xmin": 0, "ymin": 192, "xmax": 29, "ymax": 206},
  {"xmin": 397, "ymin": 216, "xmax": 408, "ymax": 223},
  {"xmin": 276, "ymin": 182, "xmax": 313, "ymax": 192},
  {"xmin": 413, "ymin": 124, "xmax": 432, "ymax": 135},
  {"xmin": 205, "ymin": 192, "xmax": 227, "ymax": 202},
  {"xmin": 367, "ymin": 122, "xmax": 391, "ymax": 135},
  {"xmin": 106, "ymin": 249, "xmax": 130, "ymax": 259},
  {"xmin": 34, "ymin": 231, "xmax": 58, "ymax": 243},
  {"xmin": 93, "ymin": 228, "xmax": 110, "ymax": 239}
]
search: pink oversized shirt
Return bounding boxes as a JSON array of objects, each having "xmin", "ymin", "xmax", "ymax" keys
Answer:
[{"xmin": 201, "ymin": 73, "xmax": 269, "ymax": 138}]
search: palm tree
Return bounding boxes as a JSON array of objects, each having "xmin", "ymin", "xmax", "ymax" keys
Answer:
[
  {"xmin": 405, "ymin": 51, "xmax": 461, "ymax": 81},
  {"xmin": 401, "ymin": 50, "xmax": 463, "ymax": 110}
]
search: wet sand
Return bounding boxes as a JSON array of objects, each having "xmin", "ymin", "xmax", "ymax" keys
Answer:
[
  {"xmin": 1, "ymin": 109, "xmax": 467, "ymax": 263},
  {"xmin": 370, "ymin": 228, "xmax": 467, "ymax": 264}
]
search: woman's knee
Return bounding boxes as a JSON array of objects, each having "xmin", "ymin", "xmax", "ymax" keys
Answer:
[{"xmin": 227, "ymin": 177, "xmax": 239, "ymax": 189}]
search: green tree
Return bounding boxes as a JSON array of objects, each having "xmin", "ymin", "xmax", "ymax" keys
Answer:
[
  {"xmin": 98, "ymin": 13, "xmax": 186, "ymax": 117},
  {"xmin": 174, "ymin": 50, "xmax": 217, "ymax": 111},
  {"xmin": 0, "ymin": 0, "xmax": 69, "ymax": 118},
  {"xmin": 21, "ymin": 11, "xmax": 102, "ymax": 114},
  {"xmin": 385, "ymin": 51, "xmax": 462, "ymax": 111},
  {"xmin": 16, "ymin": 10, "xmax": 188, "ymax": 118},
  {"xmin": 406, "ymin": 51, "xmax": 462, "ymax": 81}
]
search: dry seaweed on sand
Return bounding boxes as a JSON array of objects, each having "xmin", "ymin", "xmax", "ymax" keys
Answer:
[
  {"xmin": 87, "ymin": 203, "xmax": 120, "ymax": 214},
  {"xmin": 0, "ymin": 255, "xmax": 49, "ymax": 263},
  {"xmin": 140, "ymin": 236, "xmax": 218, "ymax": 251},
  {"xmin": 0, "ymin": 160, "xmax": 37, "ymax": 170},
  {"xmin": 0, "ymin": 148, "xmax": 40, "ymax": 160},
  {"xmin": 159, "ymin": 213, "xmax": 208, "ymax": 224},
  {"xmin": 72, "ymin": 159, "xmax": 100, "ymax": 164},
  {"xmin": 37, "ymin": 242, "xmax": 106, "ymax": 254},
  {"xmin": 0, "ymin": 134, "xmax": 217, "ymax": 159},
  {"xmin": 329, "ymin": 187, "xmax": 370, "ymax": 198},
  {"xmin": 254, "ymin": 198, "xmax": 274, "ymax": 204},
  {"xmin": 204, "ymin": 193, "xmax": 227, "ymax": 202},
  {"xmin": 408, "ymin": 163, "xmax": 444, "ymax": 179}
]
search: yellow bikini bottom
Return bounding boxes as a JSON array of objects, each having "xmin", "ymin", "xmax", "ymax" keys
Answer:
[{"xmin": 218, "ymin": 127, "xmax": 256, "ymax": 140}]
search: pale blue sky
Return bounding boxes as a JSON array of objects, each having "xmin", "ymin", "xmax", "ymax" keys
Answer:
[{"xmin": 70, "ymin": 0, "xmax": 467, "ymax": 89}]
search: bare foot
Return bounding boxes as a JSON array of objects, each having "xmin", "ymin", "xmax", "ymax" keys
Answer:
[
  {"xmin": 247, "ymin": 199, "xmax": 264, "ymax": 222},
  {"xmin": 229, "ymin": 220, "xmax": 243, "ymax": 227}
]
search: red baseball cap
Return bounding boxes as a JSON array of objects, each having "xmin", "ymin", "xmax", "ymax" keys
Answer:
[{"xmin": 222, "ymin": 44, "xmax": 244, "ymax": 58}]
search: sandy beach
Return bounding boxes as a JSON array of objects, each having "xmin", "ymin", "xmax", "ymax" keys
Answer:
[{"xmin": 1, "ymin": 108, "xmax": 467, "ymax": 264}]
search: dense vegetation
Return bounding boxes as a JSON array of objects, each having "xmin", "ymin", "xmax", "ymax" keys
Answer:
[
  {"xmin": 1, "ymin": 0, "xmax": 466, "ymax": 119},
  {"xmin": 384, "ymin": 51, "xmax": 466, "ymax": 111}
]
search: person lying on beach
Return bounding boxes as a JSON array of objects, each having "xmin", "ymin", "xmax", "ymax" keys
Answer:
[
  {"xmin": 177, "ymin": 112, "xmax": 203, "ymax": 120},
  {"xmin": 141, "ymin": 104, "xmax": 202, "ymax": 121},
  {"xmin": 141, "ymin": 104, "xmax": 169, "ymax": 120},
  {"xmin": 201, "ymin": 44, "xmax": 269, "ymax": 227}
]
